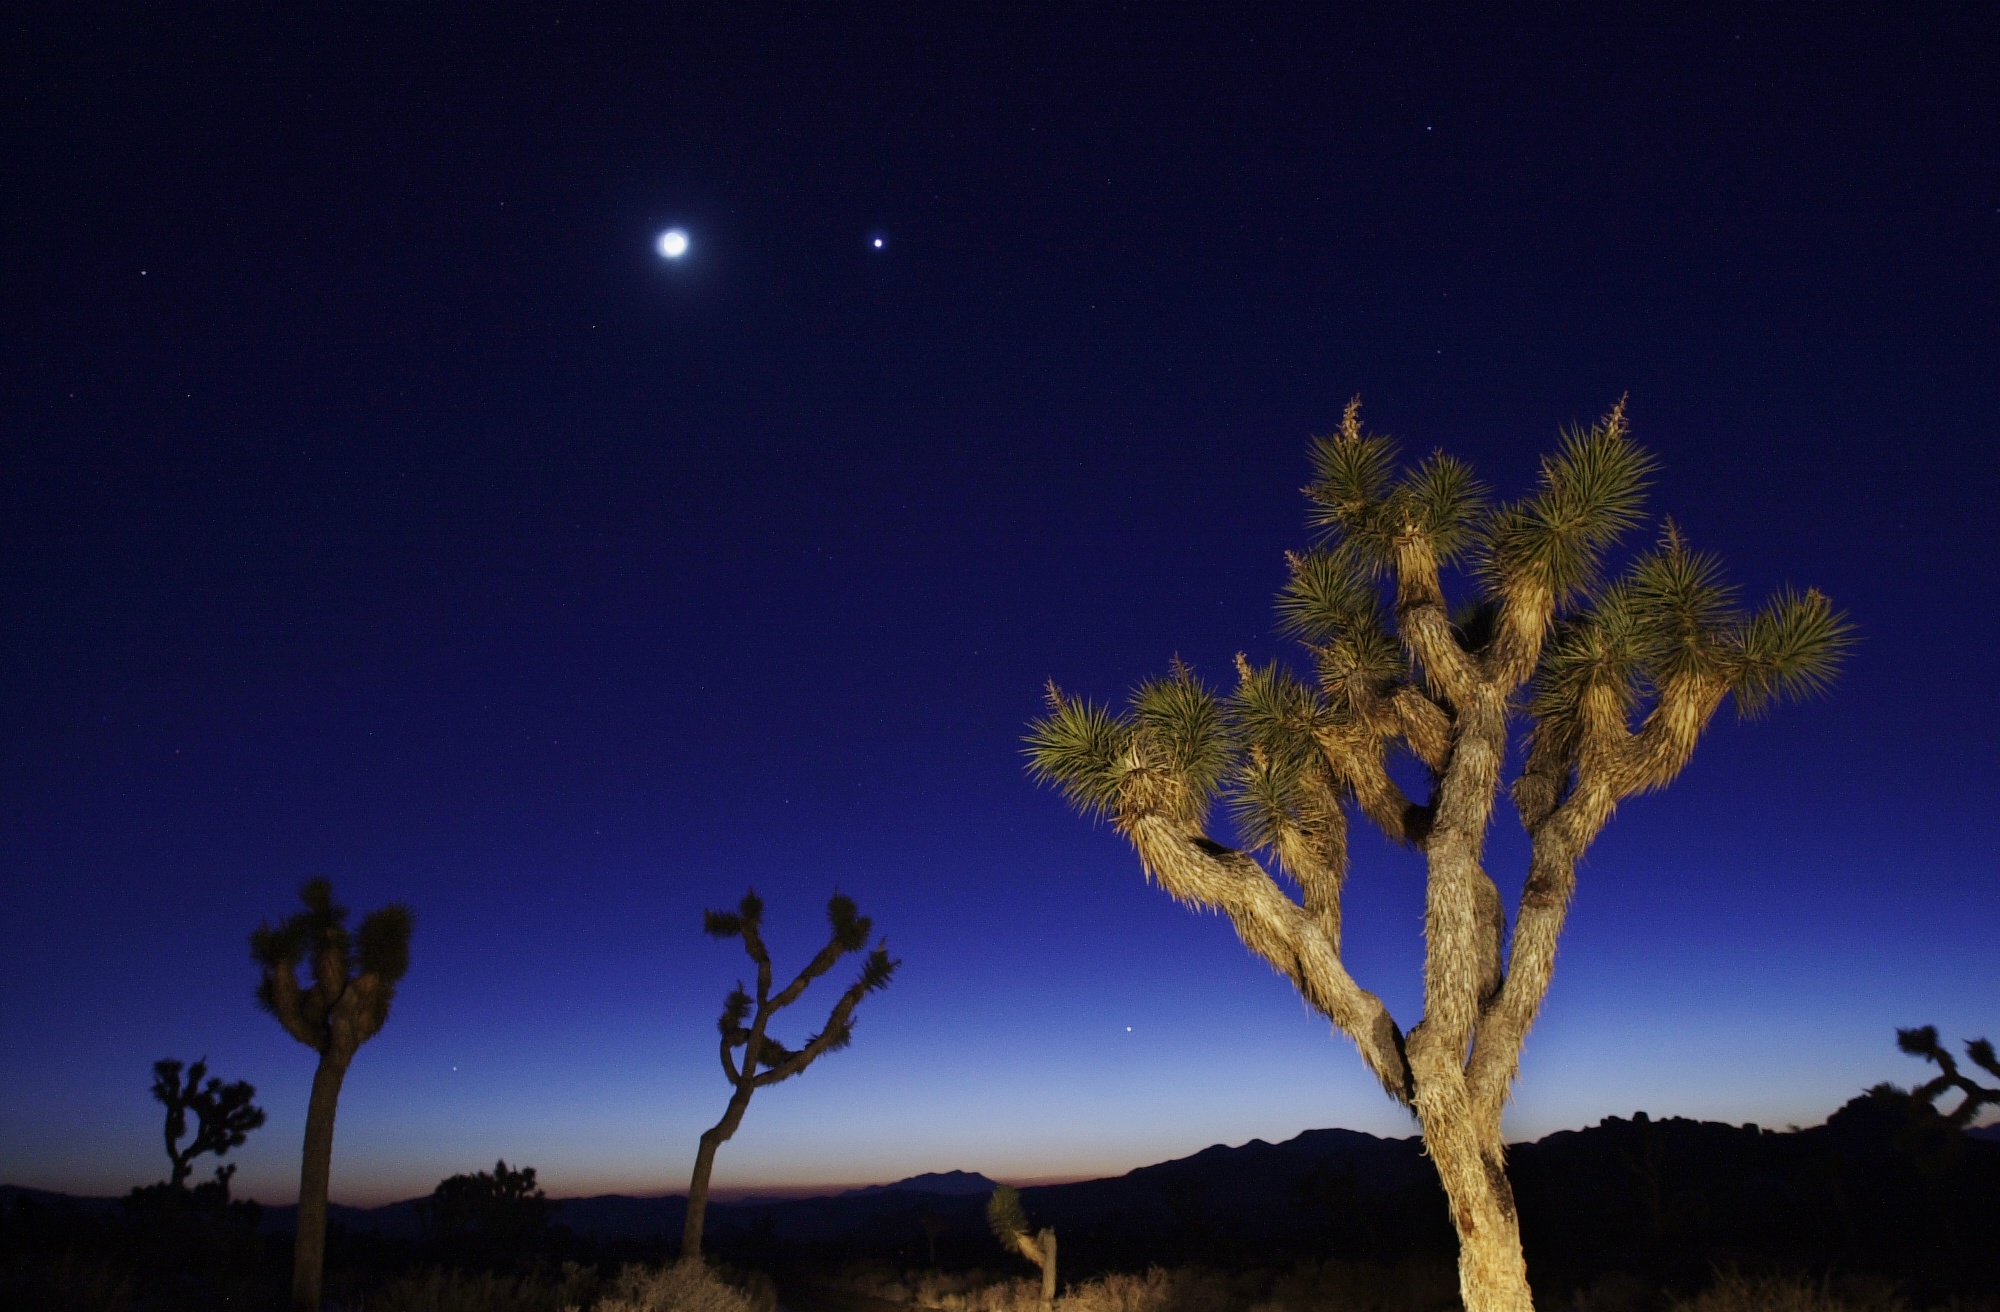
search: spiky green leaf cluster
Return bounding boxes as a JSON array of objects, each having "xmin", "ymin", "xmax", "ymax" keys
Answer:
[
  {"xmin": 1532, "ymin": 527, "xmax": 1733, "ymax": 716},
  {"xmin": 796, "ymin": 1021, "xmax": 853, "ymax": 1060},
  {"xmin": 1132, "ymin": 661, "xmax": 1229, "ymax": 807},
  {"xmin": 752, "ymin": 1035, "xmax": 798, "ymax": 1067},
  {"xmin": 1225, "ymin": 661, "xmax": 1341, "ymax": 855},
  {"xmin": 1532, "ymin": 525, "xmax": 1852, "ymax": 734},
  {"xmin": 1729, "ymin": 587, "xmax": 1852, "ymax": 717},
  {"xmin": 251, "ymin": 877, "xmax": 413, "ymax": 1018},
  {"xmin": 1023, "ymin": 687, "xmax": 1135, "ymax": 821},
  {"xmin": 1229, "ymin": 662, "xmax": 1328, "ymax": 772},
  {"xmin": 250, "ymin": 877, "xmax": 348, "ymax": 980},
  {"xmin": 827, "ymin": 893, "xmax": 871, "ymax": 952},
  {"xmin": 987, "ymin": 1184, "xmax": 1031, "ymax": 1241},
  {"xmin": 1303, "ymin": 401, "xmax": 1401, "ymax": 565},
  {"xmin": 704, "ymin": 890, "xmax": 765, "ymax": 940},
  {"xmin": 1485, "ymin": 406, "xmax": 1656, "ymax": 604},
  {"xmin": 718, "ymin": 985, "xmax": 752, "ymax": 1036},
  {"xmin": 1402, "ymin": 450, "xmax": 1489, "ymax": 566},
  {"xmin": 1623, "ymin": 523, "xmax": 1739, "ymax": 683},
  {"xmin": 1276, "ymin": 550, "xmax": 1405, "ymax": 709},
  {"xmin": 356, "ymin": 905, "xmax": 414, "ymax": 985},
  {"xmin": 1025, "ymin": 667, "xmax": 1227, "ymax": 827},
  {"xmin": 1304, "ymin": 405, "xmax": 1489, "ymax": 574},
  {"xmin": 856, "ymin": 944, "xmax": 898, "ymax": 994}
]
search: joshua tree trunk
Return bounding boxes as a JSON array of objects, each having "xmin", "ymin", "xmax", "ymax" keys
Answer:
[
  {"xmin": 252, "ymin": 878, "xmax": 414, "ymax": 1312},
  {"xmin": 292, "ymin": 1054, "xmax": 349, "ymax": 1312},
  {"xmin": 681, "ymin": 1082, "xmax": 752, "ymax": 1261},
  {"xmin": 1418, "ymin": 1114, "xmax": 1529, "ymax": 1312},
  {"xmin": 1035, "ymin": 1227, "xmax": 1057, "ymax": 1307}
]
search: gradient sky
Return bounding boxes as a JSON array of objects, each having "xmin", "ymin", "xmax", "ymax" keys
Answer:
[{"xmin": 3, "ymin": 8, "xmax": 1996, "ymax": 1209}]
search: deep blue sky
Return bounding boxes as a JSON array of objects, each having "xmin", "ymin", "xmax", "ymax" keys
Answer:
[{"xmin": 3, "ymin": 8, "xmax": 1996, "ymax": 1207}]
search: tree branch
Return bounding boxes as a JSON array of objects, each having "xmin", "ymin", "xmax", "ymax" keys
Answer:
[
  {"xmin": 1393, "ymin": 536, "xmax": 1479, "ymax": 706},
  {"xmin": 1261, "ymin": 762, "xmax": 1349, "ymax": 952},
  {"xmin": 1120, "ymin": 813, "xmax": 1411, "ymax": 1103},
  {"xmin": 753, "ymin": 964, "xmax": 880, "ymax": 1087}
]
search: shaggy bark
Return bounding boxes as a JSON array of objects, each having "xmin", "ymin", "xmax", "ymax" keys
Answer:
[{"xmin": 1020, "ymin": 1227, "xmax": 1057, "ymax": 1307}]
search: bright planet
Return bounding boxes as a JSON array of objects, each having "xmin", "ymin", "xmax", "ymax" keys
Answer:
[{"xmin": 656, "ymin": 228, "xmax": 689, "ymax": 259}]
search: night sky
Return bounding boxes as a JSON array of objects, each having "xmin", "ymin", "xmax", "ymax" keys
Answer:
[{"xmin": 4, "ymin": 9, "xmax": 1996, "ymax": 1208}]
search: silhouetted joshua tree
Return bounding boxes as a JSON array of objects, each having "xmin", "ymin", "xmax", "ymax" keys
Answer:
[
  {"xmin": 423, "ymin": 1159, "xmax": 556, "ymax": 1240},
  {"xmin": 250, "ymin": 877, "xmax": 413, "ymax": 1312},
  {"xmin": 1898, "ymin": 1025, "xmax": 2000, "ymax": 1127},
  {"xmin": 150, "ymin": 1057, "xmax": 265, "ymax": 1192},
  {"xmin": 987, "ymin": 1185, "xmax": 1057, "ymax": 1308},
  {"xmin": 1027, "ymin": 400, "xmax": 1849, "ymax": 1312},
  {"xmin": 682, "ymin": 889, "xmax": 897, "ymax": 1261}
]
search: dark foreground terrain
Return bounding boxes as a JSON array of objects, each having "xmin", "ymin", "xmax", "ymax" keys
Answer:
[{"xmin": 5, "ymin": 1089, "xmax": 1996, "ymax": 1310}]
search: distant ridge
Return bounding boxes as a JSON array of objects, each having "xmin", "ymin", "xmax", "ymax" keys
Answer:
[
  {"xmin": 11, "ymin": 1101, "xmax": 1998, "ymax": 1250},
  {"xmin": 843, "ymin": 1170, "xmax": 997, "ymax": 1198}
]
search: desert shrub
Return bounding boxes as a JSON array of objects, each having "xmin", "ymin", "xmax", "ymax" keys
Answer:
[
  {"xmin": 1064, "ymin": 1267, "xmax": 1230, "ymax": 1312},
  {"xmin": 597, "ymin": 1259, "xmax": 777, "ymax": 1312},
  {"xmin": 1670, "ymin": 1270, "xmax": 1905, "ymax": 1312}
]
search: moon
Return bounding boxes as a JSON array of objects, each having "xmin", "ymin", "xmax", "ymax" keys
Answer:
[{"xmin": 656, "ymin": 229, "xmax": 690, "ymax": 259}]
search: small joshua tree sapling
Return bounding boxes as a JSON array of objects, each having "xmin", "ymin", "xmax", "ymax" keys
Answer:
[
  {"xmin": 250, "ymin": 877, "xmax": 413, "ymax": 1312},
  {"xmin": 1897, "ymin": 1026, "xmax": 2000, "ymax": 1128},
  {"xmin": 682, "ymin": 889, "xmax": 898, "ymax": 1261},
  {"xmin": 150, "ymin": 1057, "xmax": 266, "ymax": 1193},
  {"xmin": 987, "ymin": 1185, "xmax": 1057, "ymax": 1308}
]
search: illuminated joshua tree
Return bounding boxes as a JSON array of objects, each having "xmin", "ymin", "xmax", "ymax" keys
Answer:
[
  {"xmin": 1026, "ymin": 400, "xmax": 1849, "ymax": 1312},
  {"xmin": 987, "ymin": 1185, "xmax": 1057, "ymax": 1308},
  {"xmin": 1898, "ymin": 1026, "xmax": 2000, "ymax": 1127},
  {"xmin": 250, "ymin": 878, "xmax": 413, "ymax": 1312},
  {"xmin": 150, "ymin": 1057, "xmax": 266, "ymax": 1192},
  {"xmin": 682, "ymin": 889, "xmax": 897, "ymax": 1261}
]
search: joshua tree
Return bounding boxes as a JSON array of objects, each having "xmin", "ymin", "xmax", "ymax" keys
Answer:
[
  {"xmin": 1897, "ymin": 1026, "xmax": 2000, "ymax": 1127},
  {"xmin": 987, "ymin": 1185, "xmax": 1057, "ymax": 1307},
  {"xmin": 1026, "ymin": 400, "xmax": 1848, "ymax": 1312},
  {"xmin": 150, "ymin": 1057, "xmax": 266, "ymax": 1192},
  {"xmin": 683, "ymin": 889, "xmax": 898, "ymax": 1261},
  {"xmin": 423, "ymin": 1159, "xmax": 556, "ymax": 1240},
  {"xmin": 250, "ymin": 877, "xmax": 413, "ymax": 1312}
]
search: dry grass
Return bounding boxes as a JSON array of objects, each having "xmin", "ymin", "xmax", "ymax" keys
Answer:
[
  {"xmin": 596, "ymin": 1260, "xmax": 778, "ymax": 1312},
  {"xmin": 358, "ymin": 1258, "xmax": 777, "ymax": 1312},
  {"xmin": 826, "ymin": 1260, "xmax": 1457, "ymax": 1312},
  {"xmin": 1667, "ymin": 1271, "xmax": 1907, "ymax": 1312}
]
